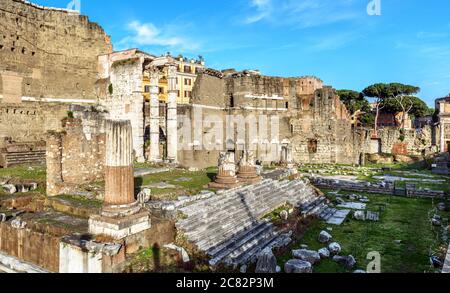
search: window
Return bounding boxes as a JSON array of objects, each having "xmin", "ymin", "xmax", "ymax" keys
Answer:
[
  {"xmin": 159, "ymin": 87, "xmax": 164, "ymax": 94},
  {"xmin": 308, "ymin": 139, "xmax": 318, "ymax": 154},
  {"xmin": 285, "ymin": 102, "xmax": 289, "ymax": 109},
  {"xmin": 195, "ymin": 67, "xmax": 202, "ymax": 74},
  {"xmin": 177, "ymin": 90, "xmax": 180, "ymax": 97},
  {"xmin": 184, "ymin": 91, "xmax": 192, "ymax": 98},
  {"xmin": 184, "ymin": 65, "xmax": 191, "ymax": 73},
  {"xmin": 184, "ymin": 78, "xmax": 192, "ymax": 86},
  {"xmin": 144, "ymin": 85, "xmax": 150, "ymax": 93}
]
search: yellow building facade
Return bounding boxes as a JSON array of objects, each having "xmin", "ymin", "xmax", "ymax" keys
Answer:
[{"xmin": 143, "ymin": 55, "xmax": 205, "ymax": 104}]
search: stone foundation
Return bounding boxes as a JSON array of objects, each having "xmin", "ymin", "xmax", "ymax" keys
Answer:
[{"xmin": 88, "ymin": 212, "xmax": 151, "ymax": 240}]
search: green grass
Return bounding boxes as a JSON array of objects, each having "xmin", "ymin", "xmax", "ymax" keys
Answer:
[
  {"xmin": 0, "ymin": 165, "xmax": 46, "ymax": 181},
  {"xmin": 278, "ymin": 191, "xmax": 450, "ymax": 273},
  {"xmin": 56, "ymin": 194, "xmax": 102, "ymax": 209},
  {"xmin": 135, "ymin": 168, "xmax": 217, "ymax": 198}
]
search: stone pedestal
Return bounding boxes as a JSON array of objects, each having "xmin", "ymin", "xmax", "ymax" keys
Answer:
[
  {"xmin": 209, "ymin": 152, "xmax": 241, "ymax": 189},
  {"xmin": 89, "ymin": 120, "xmax": 150, "ymax": 239},
  {"xmin": 237, "ymin": 151, "xmax": 262, "ymax": 184}
]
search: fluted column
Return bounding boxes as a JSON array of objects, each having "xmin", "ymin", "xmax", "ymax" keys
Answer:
[
  {"xmin": 149, "ymin": 67, "xmax": 161, "ymax": 162},
  {"xmin": 166, "ymin": 63, "xmax": 178, "ymax": 163},
  {"xmin": 103, "ymin": 119, "xmax": 135, "ymax": 206}
]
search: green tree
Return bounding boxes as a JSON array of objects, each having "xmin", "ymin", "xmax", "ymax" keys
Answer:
[
  {"xmin": 337, "ymin": 89, "xmax": 375, "ymax": 127},
  {"xmin": 362, "ymin": 84, "xmax": 391, "ymax": 132},
  {"xmin": 381, "ymin": 96, "xmax": 429, "ymax": 119},
  {"xmin": 362, "ymin": 83, "xmax": 420, "ymax": 131}
]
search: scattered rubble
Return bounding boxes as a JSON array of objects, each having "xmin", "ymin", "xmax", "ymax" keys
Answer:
[
  {"xmin": 318, "ymin": 230, "xmax": 332, "ymax": 243},
  {"xmin": 163, "ymin": 244, "xmax": 190, "ymax": 263},
  {"xmin": 328, "ymin": 242, "xmax": 342, "ymax": 255},
  {"xmin": 255, "ymin": 248, "xmax": 277, "ymax": 273},
  {"xmin": 333, "ymin": 255, "xmax": 356, "ymax": 270},
  {"xmin": 318, "ymin": 248, "xmax": 330, "ymax": 259},
  {"xmin": 284, "ymin": 259, "xmax": 312, "ymax": 273},
  {"xmin": 292, "ymin": 249, "xmax": 321, "ymax": 265}
]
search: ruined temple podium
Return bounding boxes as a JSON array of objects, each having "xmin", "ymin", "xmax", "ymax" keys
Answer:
[{"xmin": 89, "ymin": 120, "xmax": 151, "ymax": 239}]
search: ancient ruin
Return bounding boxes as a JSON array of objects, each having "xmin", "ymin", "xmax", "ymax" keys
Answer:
[
  {"xmin": 88, "ymin": 120, "xmax": 151, "ymax": 239},
  {"xmin": 0, "ymin": 0, "xmax": 449, "ymax": 275}
]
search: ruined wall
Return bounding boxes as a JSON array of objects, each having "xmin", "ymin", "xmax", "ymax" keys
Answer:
[
  {"xmin": 98, "ymin": 55, "xmax": 148, "ymax": 162},
  {"xmin": 0, "ymin": 0, "xmax": 112, "ymax": 102},
  {"xmin": 291, "ymin": 87, "xmax": 357, "ymax": 164},
  {"xmin": 0, "ymin": 222, "xmax": 60, "ymax": 272},
  {"xmin": 376, "ymin": 127, "xmax": 434, "ymax": 156},
  {"xmin": 183, "ymin": 73, "xmax": 356, "ymax": 167},
  {"xmin": 47, "ymin": 111, "xmax": 106, "ymax": 196},
  {"xmin": 0, "ymin": 102, "xmax": 69, "ymax": 147}
]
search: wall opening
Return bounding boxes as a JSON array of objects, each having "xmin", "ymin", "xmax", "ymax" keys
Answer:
[{"xmin": 308, "ymin": 139, "xmax": 318, "ymax": 154}]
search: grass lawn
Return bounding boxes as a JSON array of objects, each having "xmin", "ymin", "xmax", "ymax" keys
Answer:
[
  {"xmin": 135, "ymin": 168, "xmax": 217, "ymax": 199},
  {"xmin": 278, "ymin": 190, "xmax": 450, "ymax": 273},
  {"xmin": 0, "ymin": 165, "xmax": 46, "ymax": 181}
]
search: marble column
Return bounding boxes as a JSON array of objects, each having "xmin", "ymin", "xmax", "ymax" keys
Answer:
[
  {"xmin": 101, "ymin": 119, "xmax": 139, "ymax": 217},
  {"xmin": 166, "ymin": 63, "xmax": 178, "ymax": 163},
  {"xmin": 440, "ymin": 121, "xmax": 446, "ymax": 152},
  {"xmin": 149, "ymin": 67, "xmax": 161, "ymax": 162},
  {"xmin": 89, "ymin": 119, "xmax": 151, "ymax": 239}
]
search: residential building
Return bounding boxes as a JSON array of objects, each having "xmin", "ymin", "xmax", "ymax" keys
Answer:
[{"xmin": 143, "ymin": 54, "xmax": 205, "ymax": 104}]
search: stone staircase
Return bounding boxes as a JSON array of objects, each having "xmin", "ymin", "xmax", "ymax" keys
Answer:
[{"xmin": 176, "ymin": 178, "xmax": 334, "ymax": 267}]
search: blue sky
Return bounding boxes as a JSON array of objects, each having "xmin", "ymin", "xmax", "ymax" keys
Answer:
[{"xmin": 33, "ymin": 0, "xmax": 450, "ymax": 106}]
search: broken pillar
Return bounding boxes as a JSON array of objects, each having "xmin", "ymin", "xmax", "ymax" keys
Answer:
[
  {"xmin": 89, "ymin": 119, "xmax": 151, "ymax": 239},
  {"xmin": 237, "ymin": 151, "xmax": 262, "ymax": 184},
  {"xmin": 209, "ymin": 152, "xmax": 240, "ymax": 189},
  {"xmin": 166, "ymin": 63, "xmax": 178, "ymax": 163}
]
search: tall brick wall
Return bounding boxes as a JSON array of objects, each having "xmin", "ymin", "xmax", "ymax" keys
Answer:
[
  {"xmin": 187, "ymin": 73, "xmax": 357, "ymax": 167},
  {"xmin": 0, "ymin": 0, "xmax": 112, "ymax": 102},
  {"xmin": 0, "ymin": 102, "xmax": 69, "ymax": 147}
]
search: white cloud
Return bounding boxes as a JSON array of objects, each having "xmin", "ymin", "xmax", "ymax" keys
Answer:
[
  {"xmin": 245, "ymin": 0, "xmax": 272, "ymax": 24},
  {"xmin": 243, "ymin": 0, "xmax": 361, "ymax": 28},
  {"xmin": 116, "ymin": 21, "xmax": 201, "ymax": 52}
]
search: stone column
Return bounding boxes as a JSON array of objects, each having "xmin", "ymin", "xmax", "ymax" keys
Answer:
[
  {"xmin": 46, "ymin": 132, "xmax": 63, "ymax": 197},
  {"xmin": 89, "ymin": 119, "xmax": 151, "ymax": 239},
  {"xmin": 166, "ymin": 63, "xmax": 178, "ymax": 163},
  {"xmin": 440, "ymin": 121, "xmax": 446, "ymax": 152},
  {"xmin": 103, "ymin": 120, "xmax": 135, "ymax": 208},
  {"xmin": 149, "ymin": 67, "xmax": 161, "ymax": 162}
]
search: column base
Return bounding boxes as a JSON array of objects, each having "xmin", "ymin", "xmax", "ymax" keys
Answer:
[
  {"xmin": 89, "ymin": 211, "xmax": 151, "ymax": 240},
  {"xmin": 101, "ymin": 201, "xmax": 141, "ymax": 218}
]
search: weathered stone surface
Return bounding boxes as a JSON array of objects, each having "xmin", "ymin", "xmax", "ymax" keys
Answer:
[
  {"xmin": 255, "ymin": 248, "xmax": 277, "ymax": 273},
  {"xmin": 353, "ymin": 211, "xmax": 366, "ymax": 221},
  {"xmin": 137, "ymin": 188, "xmax": 151, "ymax": 205},
  {"xmin": 164, "ymin": 244, "xmax": 190, "ymax": 263},
  {"xmin": 318, "ymin": 230, "xmax": 332, "ymax": 243},
  {"xmin": 292, "ymin": 249, "xmax": 321, "ymax": 265},
  {"xmin": 0, "ymin": 0, "xmax": 112, "ymax": 102},
  {"xmin": 2, "ymin": 184, "xmax": 17, "ymax": 194},
  {"xmin": 318, "ymin": 248, "xmax": 330, "ymax": 259},
  {"xmin": 10, "ymin": 218, "xmax": 26, "ymax": 229},
  {"xmin": 284, "ymin": 259, "xmax": 313, "ymax": 273},
  {"xmin": 333, "ymin": 255, "xmax": 356, "ymax": 270},
  {"xmin": 279, "ymin": 210, "xmax": 289, "ymax": 221},
  {"xmin": 354, "ymin": 269, "xmax": 366, "ymax": 273},
  {"xmin": 240, "ymin": 265, "xmax": 247, "ymax": 273},
  {"xmin": 328, "ymin": 242, "xmax": 342, "ymax": 255}
]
